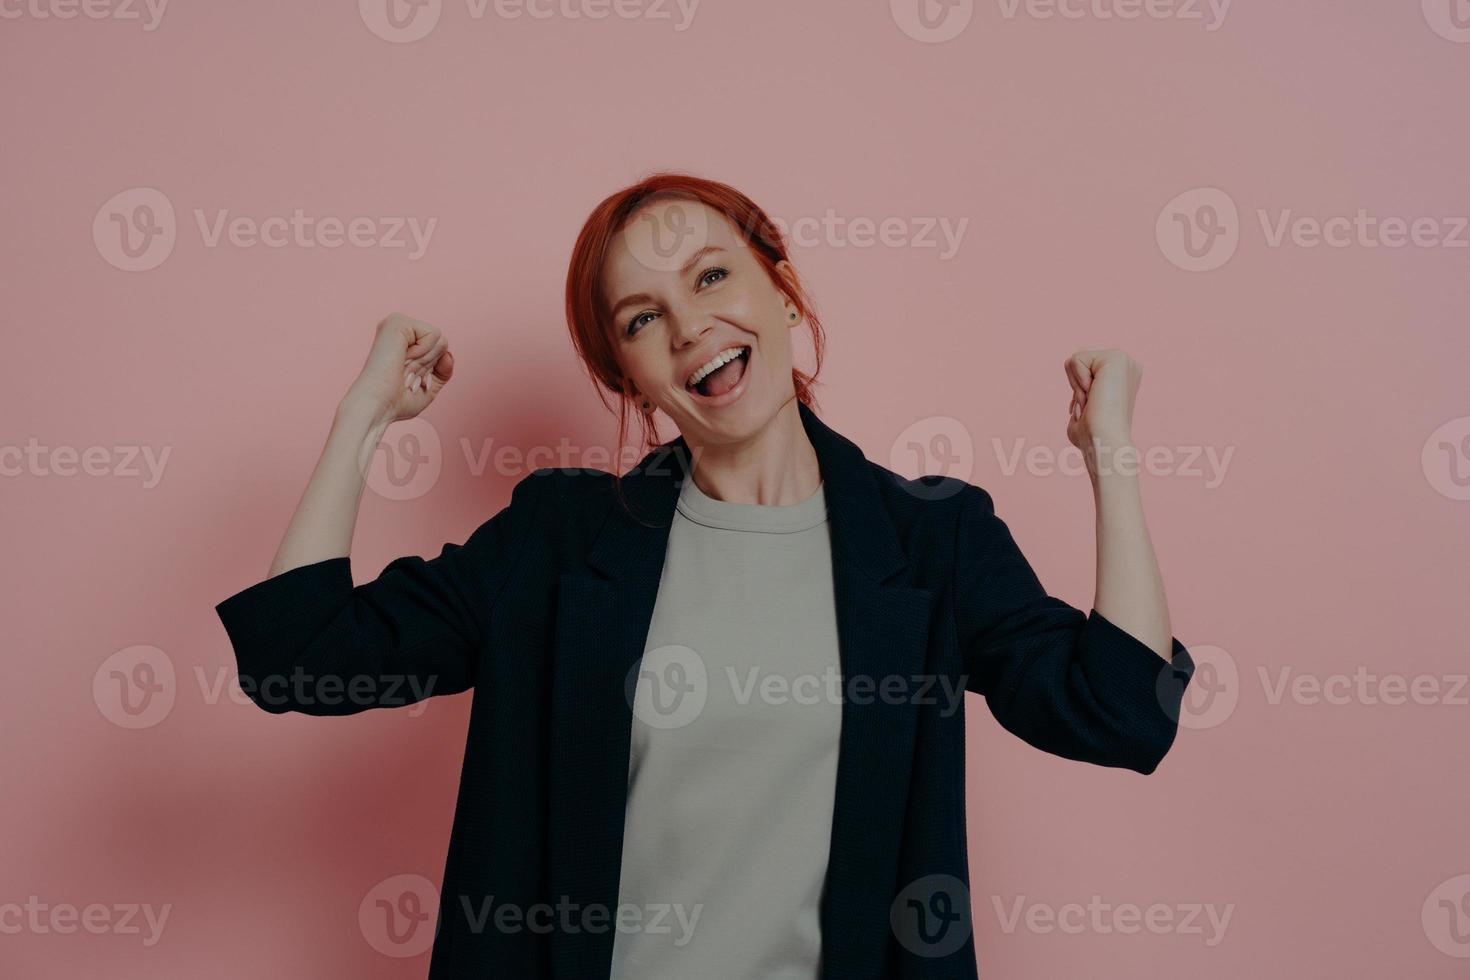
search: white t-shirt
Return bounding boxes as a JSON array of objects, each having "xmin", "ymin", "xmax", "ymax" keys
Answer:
[{"xmin": 608, "ymin": 473, "xmax": 841, "ymax": 979}]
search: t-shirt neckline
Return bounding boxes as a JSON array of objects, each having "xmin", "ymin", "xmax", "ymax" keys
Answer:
[{"xmin": 675, "ymin": 474, "xmax": 828, "ymax": 533}]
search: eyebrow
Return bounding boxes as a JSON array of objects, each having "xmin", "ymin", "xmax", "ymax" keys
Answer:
[{"xmin": 608, "ymin": 246, "xmax": 727, "ymax": 319}]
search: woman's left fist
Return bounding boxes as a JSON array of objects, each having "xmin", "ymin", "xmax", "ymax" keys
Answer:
[{"xmin": 1063, "ymin": 348, "xmax": 1140, "ymax": 450}]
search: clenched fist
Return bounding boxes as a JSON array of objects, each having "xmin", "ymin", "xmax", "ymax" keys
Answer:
[
  {"xmin": 1063, "ymin": 348, "xmax": 1140, "ymax": 450},
  {"xmin": 343, "ymin": 312, "xmax": 455, "ymax": 424}
]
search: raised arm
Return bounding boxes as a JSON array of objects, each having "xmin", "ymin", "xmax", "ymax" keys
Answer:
[
  {"xmin": 953, "ymin": 348, "xmax": 1195, "ymax": 774},
  {"xmin": 953, "ymin": 484, "xmax": 1193, "ymax": 773},
  {"xmin": 267, "ymin": 312, "xmax": 456, "ymax": 578},
  {"xmin": 214, "ymin": 313, "xmax": 545, "ymax": 715}
]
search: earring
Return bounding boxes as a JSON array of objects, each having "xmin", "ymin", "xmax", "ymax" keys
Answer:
[
  {"xmin": 789, "ymin": 312, "xmax": 798, "ymax": 320},
  {"xmin": 641, "ymin": 399, "xmax": 652, "ymax": 412}
]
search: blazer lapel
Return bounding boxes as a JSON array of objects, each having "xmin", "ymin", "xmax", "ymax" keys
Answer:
[{"xmin": 547, "ymin": 401, "xmax": 934, "ymax": 980}]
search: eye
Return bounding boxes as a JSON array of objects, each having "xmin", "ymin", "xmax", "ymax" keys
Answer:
[
  {"xmin": 626, "ymin": 310, "xmax": 656, "ymax": 336},
  {"xmin": 625, "ymin": 267, "xmax": 729, "ymax": 337}
]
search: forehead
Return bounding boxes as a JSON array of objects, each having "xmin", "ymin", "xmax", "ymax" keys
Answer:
[{"xmin": 602, "ymin": 198, "xmax": 748, "ymax": 293}]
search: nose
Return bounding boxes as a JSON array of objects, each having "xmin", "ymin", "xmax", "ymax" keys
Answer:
[{"xmin": 669, "ymin": 308, "xmax": 713, "ymax": 350}]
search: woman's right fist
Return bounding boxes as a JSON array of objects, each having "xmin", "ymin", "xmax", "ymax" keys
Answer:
[{"xmin": 344, "ymin": 312, "xmax": 455, "ymax": 423}]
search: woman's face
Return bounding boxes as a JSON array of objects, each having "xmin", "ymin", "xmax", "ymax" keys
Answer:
[{"xmin": 601, "ymin": 199, "xmax": 802, "ymax": 447}]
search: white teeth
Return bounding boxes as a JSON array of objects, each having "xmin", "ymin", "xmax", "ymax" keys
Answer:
[{"xmin": 686, "ymin": 346, "xmax": 747, "ymax": 389}]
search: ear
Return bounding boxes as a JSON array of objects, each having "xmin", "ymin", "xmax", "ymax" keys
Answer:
[{"xmin": 773, "ymin": 259, "xmax": 804, "ymax": 322}]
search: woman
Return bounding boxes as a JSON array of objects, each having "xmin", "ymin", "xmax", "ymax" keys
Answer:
[{"xmin": 215, "ymin": 173, "xmax": 1196, "ymax": 980}]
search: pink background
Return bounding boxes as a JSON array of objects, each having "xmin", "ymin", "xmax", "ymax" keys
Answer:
[{"xmin": 5, "ymin": 0, "xmax": 1469, "ymax": 976}]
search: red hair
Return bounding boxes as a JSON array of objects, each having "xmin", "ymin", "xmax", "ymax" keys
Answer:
[{"xmin": 563, "ymin": 171, "xmax": 826, "ymax": 506}]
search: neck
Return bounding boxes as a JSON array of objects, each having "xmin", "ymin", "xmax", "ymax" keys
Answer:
[{"xmin": 679, "ymin": 397, "xmax": 821, "ymax": 506}]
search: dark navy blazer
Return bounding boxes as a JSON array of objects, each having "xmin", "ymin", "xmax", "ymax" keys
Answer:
[{"xmin": 215, "ymin": 399, "xmax": 1196, "ymax": 979}]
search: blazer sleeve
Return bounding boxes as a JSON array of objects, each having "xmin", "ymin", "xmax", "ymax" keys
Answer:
[
  {"xmin": 213, "ymin": 469, "xmax": 549, "ymax": 715},
  {"xmin": 953, "ymin": 484, "xmax": 1195, "ymax": 774}
]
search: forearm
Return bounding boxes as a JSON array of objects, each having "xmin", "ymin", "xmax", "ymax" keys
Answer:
[
  {"xmin": 266, "ymin": 397, "xmax": 393, "ymax": 579},
  {"xmin": 1084, "ymin": 434, "xmax": 1175, "ymax": 662}
]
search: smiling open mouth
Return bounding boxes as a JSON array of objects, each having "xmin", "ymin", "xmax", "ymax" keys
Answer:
[{"xmin": 686, "ymin": 346, "xmax": 750, "ymax": 399}]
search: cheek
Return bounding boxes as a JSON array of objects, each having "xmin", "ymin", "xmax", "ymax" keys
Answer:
[
  {"xmin": 623, "ymin": 349, "xmax": 673, "ymax": 390},
  {"xmin": 718, "ymin": 287, "xmax": 784, "ymax": 338},
  {"xmin": 708, "ymin": 278, "xmax": 767, "ymax": 320}
]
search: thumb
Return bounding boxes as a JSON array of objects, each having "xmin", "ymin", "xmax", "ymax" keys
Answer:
[{"xmin": 430, "ymin": 348, "xmax": 455, "ymax": 382}]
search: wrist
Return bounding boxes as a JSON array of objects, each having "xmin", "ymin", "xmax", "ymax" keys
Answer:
[
  {"xmin": 1081, "ymin": 432, "xmax": 1139, "ymax": 481},
  {"xmin": 336, "ymin": 391, "xmax": 394, "ymax": 431},
  {"xmin": 333, "ymin": 396, "xmax": 396, "ymax": 460}
]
